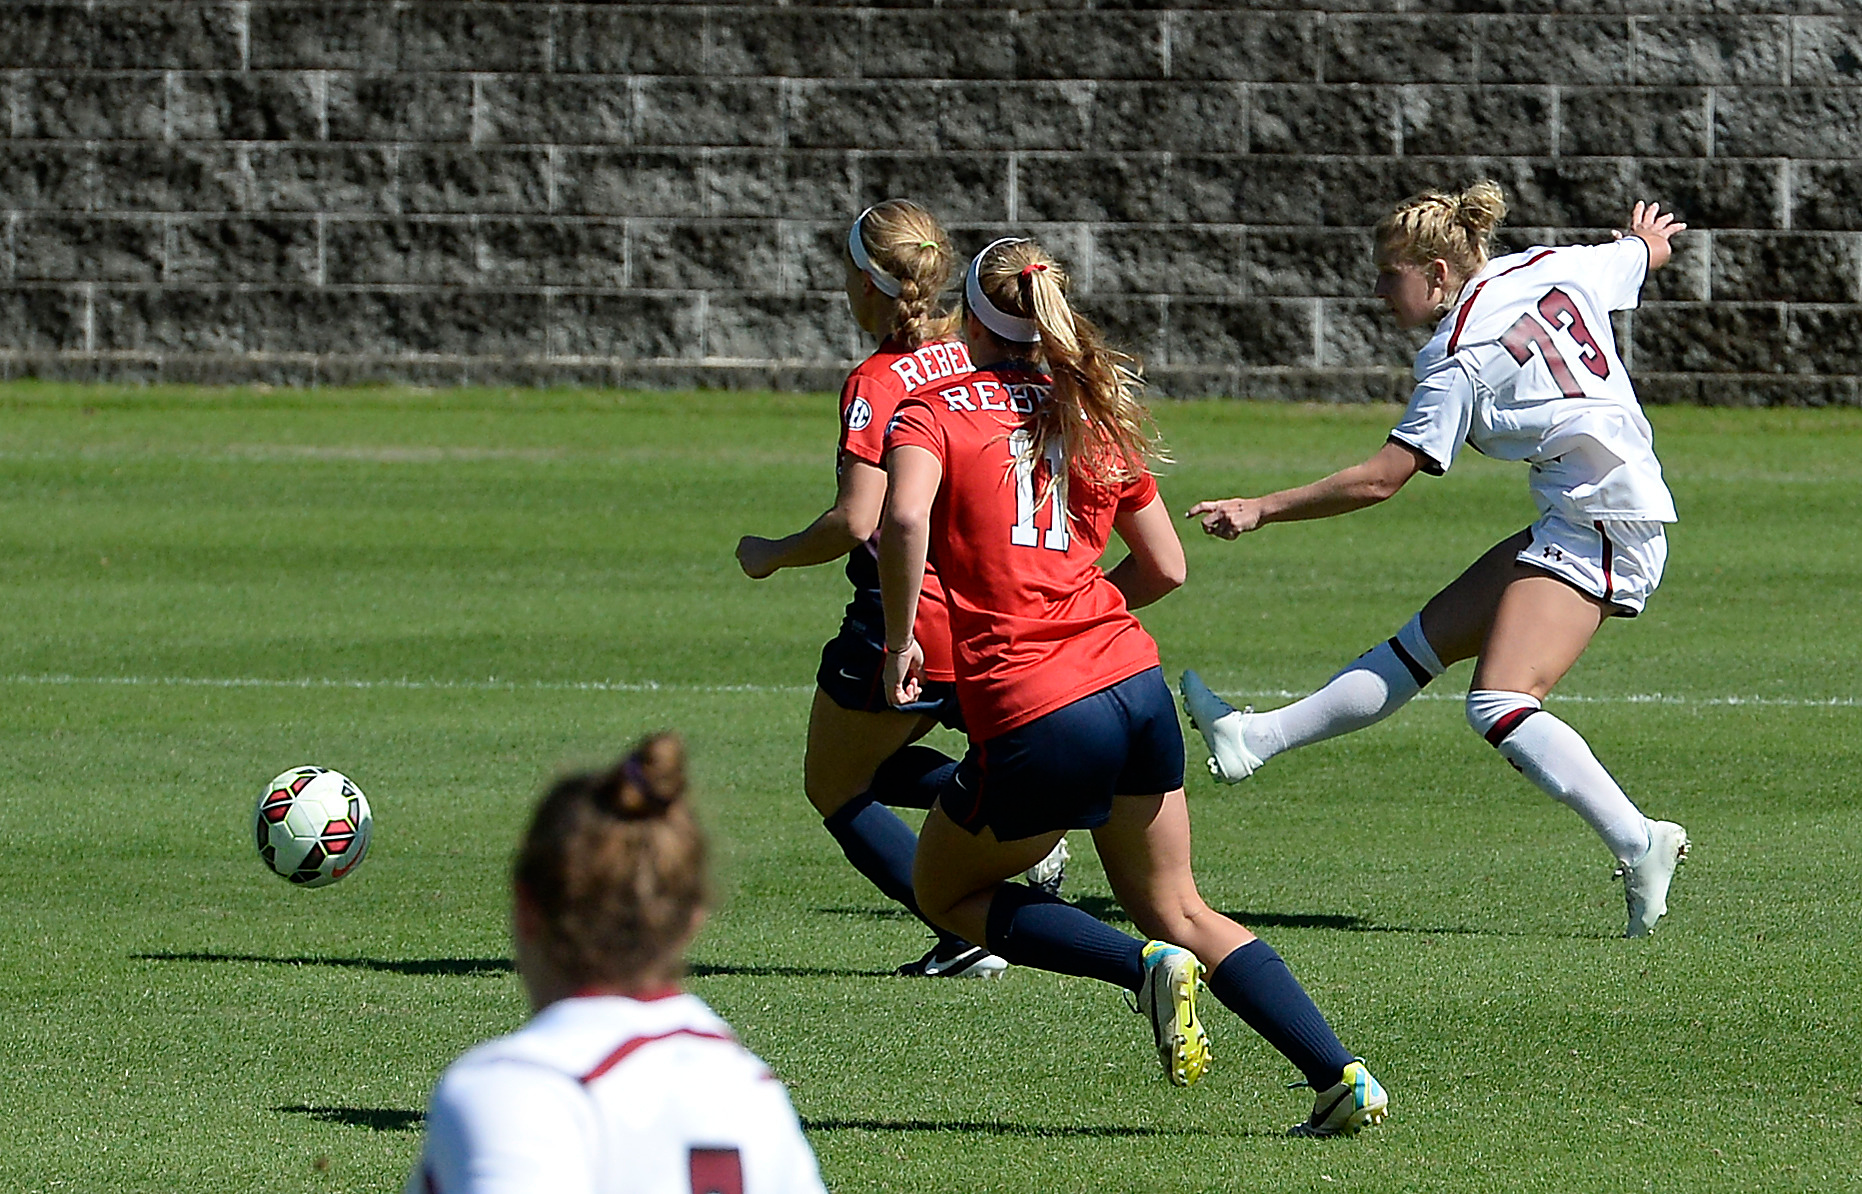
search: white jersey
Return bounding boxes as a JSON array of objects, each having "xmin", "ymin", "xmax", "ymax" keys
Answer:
[
  {"xmin": 1390, "ymin": 239, "xmax": 1677, "ymax": 523},
  {"xmin": 406, "ymin": 993, "xmax": 828, "ymax": 1194}
]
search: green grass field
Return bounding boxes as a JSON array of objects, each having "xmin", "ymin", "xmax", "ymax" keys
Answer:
[{"xmin": 0, "ymin": 383, "xmax": 1857, "ymax": 1193}]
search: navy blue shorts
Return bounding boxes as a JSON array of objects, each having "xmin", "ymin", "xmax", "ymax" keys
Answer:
[
  {"xmin": 941, "ymin": 666, "xmax": 1185, "ymax": 842},
  {"xmin": 816, "ymin": 625, "xmax": 964, "ymax": 729}
]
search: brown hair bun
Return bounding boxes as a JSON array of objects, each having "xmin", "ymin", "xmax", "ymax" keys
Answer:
[
  {"xmin": 515, "ymin": 732, "xmax": 708, "ymax": 990},
  {"xmin": 601, "ymin": 733, "xmax": 687, "ymax": 819}
]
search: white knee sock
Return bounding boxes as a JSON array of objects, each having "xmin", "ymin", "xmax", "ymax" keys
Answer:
[
  {"xmin": 1465, "ymin": 689, "xmax": 1653, "ymax": 863},
  {"xmin": 1246, "ymin": 614, "xmax": 1447, "ymax": 760}
]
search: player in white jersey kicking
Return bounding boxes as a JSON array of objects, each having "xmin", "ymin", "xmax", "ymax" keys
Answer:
[
  {"xmin": 1181, "ymin": 181, "xmax": 1691, "ymax": 938},
  {"xmin": 406, "ymin": 734, "xmax": 827, "ymax": 1194}
]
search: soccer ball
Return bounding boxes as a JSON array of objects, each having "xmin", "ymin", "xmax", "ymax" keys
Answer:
[{"xmin": 255, "ymin": 766, "xmax": 373, "ymax": 887}]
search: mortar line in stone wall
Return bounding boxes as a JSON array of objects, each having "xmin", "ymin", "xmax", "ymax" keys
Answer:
[
  {"xmin": 10, "ymin": 139, "xmax": 1845, "ymax": 169},
  {"xmin": 52, "ymin": 289, "xmax": 1843, "ymax": 309},
  {"xmin": 312, "ymin": 71, "xmax": 329, "ymax": 143},
  {"xmin": 18, "ymin": 70, "xmax": 1741, "ymax": 87},
  {"xmin": 39, "ymin": 213, "xmax": 1813, "ymax": 234},
  {"xmin": 233, "ymin": 0, "xmax": 250, "ymax": 72},
  {"xmin": 1779, "ymin": 159, "xmax": 1793, "ymax": 231},
  {"xmin": 1703, "ymin": 89, "xmax": 1715, "ymax": 159}
]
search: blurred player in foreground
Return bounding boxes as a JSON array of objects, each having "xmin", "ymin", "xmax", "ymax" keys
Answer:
[
  {"xmin": 405, "ymin": 734, "xmax": 827, "ymax": 1194},
  {"xmin": 1183, "ymin": 182, "xmax": 1690, "ymax": 938},
  {"xmin": 879, "ymin": 237, "xmax": 1388, "ymax": 1137},
  {"xmin": 736, "ymin": 200, "xmax": 1060, "ymax": 978}
]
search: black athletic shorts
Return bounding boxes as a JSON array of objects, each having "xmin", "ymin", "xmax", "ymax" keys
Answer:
[
  {"xmin": 941, "ymin": 666, "xmax": 1184, "ymax": 842},
  {"xmin": 816, "ymin": 624, "xmax": 964, "ymax": 729}
]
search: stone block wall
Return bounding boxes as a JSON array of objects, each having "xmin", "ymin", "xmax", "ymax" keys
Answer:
[{"xmin": 2, "ymin": 1, "xmax": 1858, "ymax": 403}]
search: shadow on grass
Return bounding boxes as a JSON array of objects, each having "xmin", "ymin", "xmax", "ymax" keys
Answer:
[
  {"xmin": 822, "ymin": 899, "xmax": 1496, "ymax": 936},
  {"xmin": 816, "ymin": 906, "xmax": 915, "ymax": 921},
  {"xmin": 804, "ymin": 1116, "xmax": 1236, "ymax": 1138},
  {"xmin": 1071, "ymin": 896, "xmax": 1499, "ymax": 937},
  {"xmin": 688, "ymin": 962, "xmax": 898, "ymax": 980},
  {"xmin": 141, "ymin": 952, "xmax": 902, "ymax": 980},
  {"xmin": 134, "ymin": 951, "xmax": 513, "ymax": 976},
  {"xmin": 277, "ymin": 1105, "xmax": 424, "ymax": 1132}
]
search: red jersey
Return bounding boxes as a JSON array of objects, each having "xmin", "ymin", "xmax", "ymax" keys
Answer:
[
  {"xmin": 837, "ymin": 337, "xmax": 974, "ymax": 681},
  {"xmin": 885, "ymin": 364, "xmax": 1161, "ymax": 740}
]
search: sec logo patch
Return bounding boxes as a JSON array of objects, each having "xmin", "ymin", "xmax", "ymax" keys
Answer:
[{"xmin": 845, "ymin": 398, "xmax": 873, "ymax": 430}]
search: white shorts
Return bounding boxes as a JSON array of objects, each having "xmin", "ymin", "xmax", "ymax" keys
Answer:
[{"xmin": 1516, "ymin": 512, "xmax": 1668, "ymax": 617}]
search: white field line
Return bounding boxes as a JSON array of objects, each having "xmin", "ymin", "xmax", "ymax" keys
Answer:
[
  {"xmin": 0, "ymin": 673, "xmax": 808, "ymax": 695},
  {"xmin": 0, "ymin": 673, "xmax": 1855, "ymax": 708}
]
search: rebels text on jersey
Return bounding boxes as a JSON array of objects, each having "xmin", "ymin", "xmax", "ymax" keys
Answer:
[
  {"xmin": 838, "ymin": 337, "xmax": 974, "ymax": 681},
  {"xmin": 407, "ymin": 993, "xmax": 826, "ymax": 1194},
  {"xmin": 885, "ymin": 364, "xmax": 1161, "ymax": 742},
  {"xmin": 1391, "ymin": 239, "xmax": 1676, "ymax": 523}
]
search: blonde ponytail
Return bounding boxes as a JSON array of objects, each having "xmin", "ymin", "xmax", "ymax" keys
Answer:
[
  {"xmin": 970, "ymin": 239, "xmax": 1160, "ymax": 488},
  {"xmin": 1375, "ymin": 179, "xmax": 1508, "ymax": 281}
]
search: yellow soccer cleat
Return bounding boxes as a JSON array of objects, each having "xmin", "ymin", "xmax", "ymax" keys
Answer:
[{"xmin": 1136, "ymin": 941, "xmax": 1210, "ymax": 1087}]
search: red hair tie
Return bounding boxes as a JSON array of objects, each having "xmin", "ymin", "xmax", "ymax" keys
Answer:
[{"xmin": 1019, "ymin": 263, "xmax": 1047, "ymax": 278}]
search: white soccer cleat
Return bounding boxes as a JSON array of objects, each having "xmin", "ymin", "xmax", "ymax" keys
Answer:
[
  {"xmin": 1024, "ymin": 836, "xmax": 1069, "ymax": 896},
  {"xmin": 896, "ymin": 937, "xmax": 1009, "ymax": 978},
  {"xmin": 1288, "ymin": 1060, "xmax": 1389, "ymax": 1138},
  {"xmin": 1179, "ymin": 670, "xmax": 1263, "ymax": 784},
  {"xmin": 1618, "ymin": 820, "xmax": 1689, "ymax": 938}
]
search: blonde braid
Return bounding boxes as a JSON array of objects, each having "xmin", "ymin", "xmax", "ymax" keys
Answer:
[{"xmin": 856, "ymin": 200, "xmax": 961, "ymax": 349}]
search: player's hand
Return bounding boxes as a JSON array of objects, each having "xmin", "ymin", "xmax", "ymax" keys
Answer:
[
  {"xmin": 1619, "ymin": 201, "xmax": 1686, "ymax": 271},
  {"xmin": 1185, "ymin": 497, "xmax": 1265, "ymax": 540},
  {"xmin": 735, "ymin": 536, "xmax": 781, "ymax": 579},
  {"xmin": 883, "ymin": 640, "xmax": 924, "ymax": 708}
]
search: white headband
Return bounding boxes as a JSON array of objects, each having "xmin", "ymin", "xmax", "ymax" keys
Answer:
[
  {"xmin": 847, "ymin": 207, "xmax": 902, "ymax": 298},
  {"xmin": 965, "ymin": 238, "xmax": 1041, "ymax": 343}
]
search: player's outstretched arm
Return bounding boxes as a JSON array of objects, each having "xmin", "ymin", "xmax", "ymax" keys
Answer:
[
  {"xmin": 1186, "ymin": 441, "xmax": 1423, "ymax": 540},
  {"xmin": 736, "ymin": 453, "xmax": 889, "ymax": 579},
  {"xmin": 1106, "ymin": 495, "xmax": 1187, "ymax": 610},
  {"xmin": 1622, "ymin": 201, "xmax": 1686, "ymax": 272}
]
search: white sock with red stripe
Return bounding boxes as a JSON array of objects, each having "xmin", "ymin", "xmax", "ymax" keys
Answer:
[
  {"xmin": 1466, "ymin": 689, "xmax": 1653, "ymax": 864},
  {"xmin": 1245, "ymin": 614, "xmax": 1445, "ymax": 760}
]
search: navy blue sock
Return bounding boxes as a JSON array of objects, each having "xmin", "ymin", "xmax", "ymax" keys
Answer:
[
  {"xmin": 866, "ymin": 745, "xmax": 958, "ymax": 811},
  {"xmin": 822, "ymin": 794, "xmax": 929, "ymax": 924},
  {"xmin": 984, "ymin": 883, "xmax": 1145, "ymax": 990},
  {"xmin": 1207, "ymin": 939, "xmax": 1355, "ymax": 1088}
]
